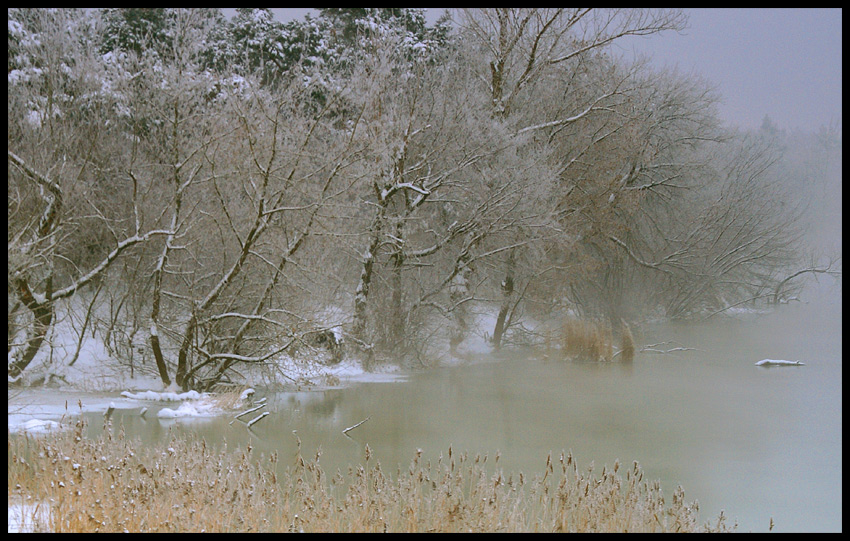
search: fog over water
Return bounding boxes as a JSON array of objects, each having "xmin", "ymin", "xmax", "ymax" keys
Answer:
[
  {"xmin": 14, "ymin": 8, "xmax": 840, "ymax": 533},
  {"xmin": 86, "ymin": 12, "xmax": 843, "ymax": 528},
  {"xmin": 88, "ymin": 284, "xmax": 841, "ymax": 532}
]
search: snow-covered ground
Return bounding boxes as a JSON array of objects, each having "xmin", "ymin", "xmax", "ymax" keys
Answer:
[
  {"xmin": 6, "ymin": 305, "xmax": 496, "ymax": 531},
  {"xmin": 7, "ymin": 304, "xmax": 499, "ymax": 452},
  {"xmin": 7, "ymin": 354, "xmax": 409, "ymax": 433},
  {"xmin": 8, "ymin": 502, "xmax": 51, "ymax": 533},
  {"xmin": 7, "ymin": 306, "xmax": 489, "ymax": 433}
]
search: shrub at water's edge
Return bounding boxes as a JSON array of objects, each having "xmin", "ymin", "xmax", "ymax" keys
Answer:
[{"xmin": 558, "ymin": 317, "xmax": 636, "ymax": 363}]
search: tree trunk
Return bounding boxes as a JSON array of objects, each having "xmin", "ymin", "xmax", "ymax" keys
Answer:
[
  {"xmin": 8, "ymin": 278, "xmax": 54, "ymax": 381},
  {"xmin": 388, "ymin": 220, "xmax": 406, "ymax": 348},
  {"xmin": 352, "ymin": 209, "xmax": 385, "ymax": 344},
  {"xmin": 491, "ymin": 250, "xmax": 515, "ymax": 349},
  {"xmin": 149, "ymin": 261, "xmax": 172, "ymax": 386},
  {"xmin": 8, "ymin": 300, "xmax": 22, "ymax": 354},
  {"xmin": 175, "ymin": 314, "xmax": 198, "ymax": 391},
  {"xmin": 449, "ymin": 254, "xmax": 472, "ymax": 354},
  {"xmin": 149, "ymin": 333, "xmax": 171, "ymax": 386},
  {"xmin": 352, "ymin": 238, "xmax": 378, "ymax": 344}
]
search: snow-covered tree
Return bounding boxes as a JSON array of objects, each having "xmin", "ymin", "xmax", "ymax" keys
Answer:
[{"xmin": 8, "ymin": 8, "xmax": 815, "ymax": 386}]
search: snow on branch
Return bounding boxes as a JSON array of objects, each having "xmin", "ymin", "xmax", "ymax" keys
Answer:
[
  {"xmin": 515, "ymin": 96, "xmax": 619, "ymax": 136},
  {"xmin": 51, "ymin": 229, "xmax": 174, "ymax": 300},
  {"xmin": 342, "ymin": 416, "xmax": 371, "ymax": 436},
  {"xmin": 8, "ymin": 151, "xmax": 61, "ymax": 196}
]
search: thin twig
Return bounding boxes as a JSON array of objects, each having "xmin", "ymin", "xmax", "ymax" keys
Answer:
[
  {"xmin": 342, "ymin": 416, "xmax": 371, "ymax": 435},
  {"xmin": 640, "ymin": 340, "xmax": 699, "ymax": 354}
]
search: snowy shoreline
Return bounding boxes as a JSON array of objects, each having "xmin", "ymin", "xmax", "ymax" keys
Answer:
[
  {"xmin": 7, "ymin": 359, "xmax": 407, "ymax": 434},
  {"xmin": 7, "ymin": 308, "xmax": 502, "ymax": 434}
]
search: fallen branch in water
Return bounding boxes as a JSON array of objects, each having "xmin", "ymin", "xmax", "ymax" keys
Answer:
[
  {"xmin": 342, "ymin": 416, "xmax": 370, "ymax": 435},
  {"xmin": 640, "ymin": 341, "xmax": 698, "ymax": 354},
  {"xmin": 755, "ymin": 359, "xmax": 805, "ymax": 366},
  {"xmin": 246, "ymin": 411, "xmax": 270, "ymax": 427},
  {"xmin": 230, "ymin": 403, "xmax": 266, "ymax": 425}
]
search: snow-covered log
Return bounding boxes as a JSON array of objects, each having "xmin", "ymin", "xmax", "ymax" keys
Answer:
[
  {"xmin": 246, "ymin": 411, "xmax": 270, "ymax": 427},
  {"xmin": 755, "ymin": 359, "xmax": 805, "ymax": 366}
]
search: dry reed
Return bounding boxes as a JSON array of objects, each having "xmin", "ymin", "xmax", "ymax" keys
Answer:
[
  {"xmin": 8, "ymin": 420, "xmax": 735, "ymax": 533},
  {"xmin": 209, "ymin": 386, "xmax": 253, "ymax": 410},
  {"xmin": 619, "ymin": 321, "xmax": 635, "ymax": 362},
  {"xmin": 561, "ymin": 318, "xmax": 613, "ymax": 362},
  {"xmin": 560, "ymin": 318, "xmax": 638, "ymax": 363}
]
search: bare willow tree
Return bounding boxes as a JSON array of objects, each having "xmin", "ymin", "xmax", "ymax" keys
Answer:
[
  {"xmin": 452, "ymin": 8, "xmax": 688, "ymax": 345},
  {"xmin": 7, "ymin": 9, "xmax": 174, "ymax": 381},
  {"xmin": 171, "ymin": 79, "xmax": 370, "ymax": 390},
  {"xmin": 455, "ymin": 8, "xmax": 686, "ymax": 119},
  {"xmin": 327, "ymin": 33, "xmax": 563, "ymax": 361},
  {"xmin": 597, "ymin": 129, "xmax": 804, "ymax": 319},
  {"xmin": 341, "ymin": 44, "xmax": 508, "ymax": 356},
  {"xmin": 546, "ymin": 68, "xmax": 725, "ymax": 321}
]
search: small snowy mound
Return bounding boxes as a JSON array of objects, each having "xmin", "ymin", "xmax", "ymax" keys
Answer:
[
  {"xmin": 156, "ymin": 400, "xmax": 219, "ymax": 419},
  {"xmin": 17, "ymin": 419, "xmax": 62, "ymax": 433},
  {"xmin": 120, "ymin": 390, "xmax": 206, "ymax": 401},
  {"xmin": 755, "ymin": 359, "xmax": 805, "ymax": 366},
  {"xmin": 118, "ymin": 388, "xmax": 252, "ymax": 419}
]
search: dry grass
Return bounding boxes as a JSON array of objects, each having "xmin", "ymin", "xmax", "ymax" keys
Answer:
[
  {"xmin": 619, "ymin": 322, "xmax": 635, "ymax": 362},
  {"xmin": 8, "ymin": 420, "xmax": 735, "ymax": 533},
  {"xmin": 8, "ymin": 419, "xmax": 280, "ymax": 532},
  {"xmin": 561, "ymin": 318, "xmax": 614, "ymax": 362},
  {"xmin": 560, "ymin": 318, "xmax": 638, "ymax": 363},
  {"xmin": 208, "ymin": 386, "xmax": 253, "ymax": 410}
]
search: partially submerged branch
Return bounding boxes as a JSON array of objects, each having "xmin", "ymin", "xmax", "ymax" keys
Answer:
[
  {"xmin": 342, "ymin": 416, "xmax": 371, "ymax": 436},
  {"xmin": 639, "ymin": 341, "xmax": 698, "ymax": 354},
  {"xmin": 246, "ymin": 411, "xmax": 270, "ymax": 427}
]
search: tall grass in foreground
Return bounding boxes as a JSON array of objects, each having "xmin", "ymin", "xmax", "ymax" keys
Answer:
[{"xmin": 8, "ymin": 420, "xmax": 736, "ymax": 532}]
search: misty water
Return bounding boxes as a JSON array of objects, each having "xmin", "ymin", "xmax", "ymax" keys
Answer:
[{"xmin": 85, "ymin": 292, "xmax": 841, "ymax": 532}]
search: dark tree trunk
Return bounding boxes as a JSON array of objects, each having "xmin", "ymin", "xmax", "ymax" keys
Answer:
[
  {"xmin": 388, "ymin": 220, "xmax": 406, "ymax": 348},
  {"xmin": 9, "ymin": 278, "xmax": 54, "ymax": 381},
  {"xmin": 491, "ymin": 250, "xmax": 515, "ymax": 349}
]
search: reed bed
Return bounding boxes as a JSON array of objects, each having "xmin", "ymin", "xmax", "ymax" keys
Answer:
[
  {"xmin": 561, "ymin": 318, "xmax": 614, "ymax": 362},
  {"xmin": 619, "ymin": 322, "xmax": 635, "ymax": 362},
  {"xmin": 560, "ymin": 318, "xmax": 638, "ymax": 363},
  {"xmin": 209, "ymin": 385, "xmax": 253, "ymax": 410},
  {"xmin": 8, "ymin": 420, "xmax": 735, "ymax": 532}
]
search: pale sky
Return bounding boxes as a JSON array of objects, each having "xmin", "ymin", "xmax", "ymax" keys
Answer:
[
  {"xmin": 615, "ymin": 8, "xmax": 842, "ymax": 133},
  {"xmin": 224, "ymin": 8, "xmax": 842, "ymax": 134}
]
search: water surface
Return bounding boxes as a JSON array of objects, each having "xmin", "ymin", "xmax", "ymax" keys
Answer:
[{"xmin": 87, "ymin": 297, "xmax": 841, "ymax": 532}]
